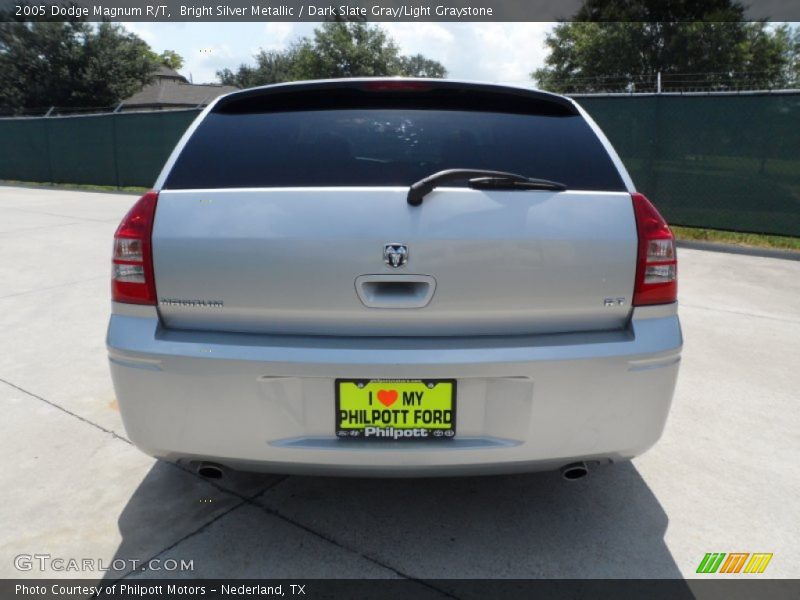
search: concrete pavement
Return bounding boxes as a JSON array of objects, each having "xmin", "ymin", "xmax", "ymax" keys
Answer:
[{"xmin": 0, "ymin": 186, "xmax": 797, "ymax": 581}]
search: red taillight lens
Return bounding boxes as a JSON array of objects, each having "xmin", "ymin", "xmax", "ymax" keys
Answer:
[
  {"xmin": 112, "ymin": 191, "xmax": 158, "ymax": 305},
  {"xmin": 632, "ymin": 192, "xmax": 677, "ymax": 306}
]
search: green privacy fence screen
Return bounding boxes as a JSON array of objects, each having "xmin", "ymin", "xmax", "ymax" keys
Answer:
[
  {"xmin": 578, "ymin": 93, "xmax": 800, "ymax": 237},
  {"xmin": 0, "ymin": 109, "xmax": 200, "ymax": 189},
  {"xmin": 1, "ymin": 93, "xmax": 799, "ymax": 236}
]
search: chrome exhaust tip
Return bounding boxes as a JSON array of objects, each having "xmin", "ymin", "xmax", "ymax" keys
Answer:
[
  {"xmin": 197, "ymin": 462, "xmax": 224, "ymax": 479},
  {"xmin": 560, "ymin": 461, "xmax": 588, "ymax": 481}
]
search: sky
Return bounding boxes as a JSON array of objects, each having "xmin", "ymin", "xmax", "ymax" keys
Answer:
[{"xmin": 122, "ymin": 22, "xmax": 555, "ymax": 85}]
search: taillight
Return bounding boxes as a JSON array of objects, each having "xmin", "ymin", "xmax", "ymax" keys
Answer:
[
  {"xmin": 111, "ymin": 191, "xmax": 158, "ymax": 305},
  {"xmin": 632, "ymin": 192, "xmax": 677, "ymax": 306}
]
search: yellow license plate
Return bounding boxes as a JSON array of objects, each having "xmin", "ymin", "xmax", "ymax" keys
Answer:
[{"xmin": 336, "ymin": 379, "xmax": 456, "ymax": 441}]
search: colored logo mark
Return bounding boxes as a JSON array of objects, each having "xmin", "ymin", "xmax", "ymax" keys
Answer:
[{"xmin": 696, "ymin": 552, "xmax": 773, "ymax": 574}]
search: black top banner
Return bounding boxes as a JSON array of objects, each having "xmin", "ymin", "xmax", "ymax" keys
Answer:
[{"xmin": 2, "ymin": 0, "xmax": 800, "ymax": 22}]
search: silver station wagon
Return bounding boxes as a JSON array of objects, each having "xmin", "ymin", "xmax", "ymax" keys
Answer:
[{"xmin": 107, "ymin": 79, "xmax": 682, "ymax": 479}]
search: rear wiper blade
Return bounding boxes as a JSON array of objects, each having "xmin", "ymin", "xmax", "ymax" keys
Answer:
[
  {"xmin": 468, "ymin": 176, "xmax": 567, "ymax": 192},
  {"xmin": 407, "ymin": 169, "xmax": 566, "ymax": 206}
]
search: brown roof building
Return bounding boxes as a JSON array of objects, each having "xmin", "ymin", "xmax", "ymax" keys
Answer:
[{"xmin": 121, "ymin": 66, "xmax": 238, "ymax": 111}]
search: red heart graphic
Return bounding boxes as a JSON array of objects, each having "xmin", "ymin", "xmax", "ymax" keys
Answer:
[{"xmin": 377, "ymin": 389, "xmax": 398, "ymax": 407}]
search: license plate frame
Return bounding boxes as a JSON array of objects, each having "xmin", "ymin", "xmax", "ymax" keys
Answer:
[{"xmin": 335, "ymin": 379, "xmax": 457, "ymax": 441}]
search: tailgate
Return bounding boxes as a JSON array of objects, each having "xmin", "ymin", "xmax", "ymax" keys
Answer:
[{"xmin": 151, "ymin": 187, "xmax": 637, "ymax": 336}]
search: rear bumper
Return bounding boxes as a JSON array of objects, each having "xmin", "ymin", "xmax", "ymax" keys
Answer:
[{"xmin": 107, "ymin": 304, "xmax": 682, "ymax": 476}]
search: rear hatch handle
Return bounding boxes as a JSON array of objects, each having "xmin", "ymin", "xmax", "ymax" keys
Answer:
[
  {"xmin": 407, "ymin": 169, "xmax": 566, "ymax": 206},
  {"xmin": 355, "ymin": 275, "xmax": 436, "ymax": 309}
]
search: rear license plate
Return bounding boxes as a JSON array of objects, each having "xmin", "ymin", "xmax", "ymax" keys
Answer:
[{"xmin": 336, "ymin": 379, "xmax": 456, "ymax": 441}]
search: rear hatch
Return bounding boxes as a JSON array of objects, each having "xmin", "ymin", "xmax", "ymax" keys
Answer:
[{"xmin": 152, "ymin": 81, "xmax": 637, "ymax": 337}]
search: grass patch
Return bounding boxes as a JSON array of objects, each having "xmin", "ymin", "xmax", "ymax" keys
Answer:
[
  {"xmin": 673, "ymin": 226, "xmax": 800, "ymax": 252},
  {"xmin": 0, "ymin": 180, "xmax": 148, "ymax": 194}
]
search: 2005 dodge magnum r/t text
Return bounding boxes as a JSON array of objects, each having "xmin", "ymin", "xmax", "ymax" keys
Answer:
[{"xmin": 107, "ymin": 79, "xmax": 682, "ymax": 478}]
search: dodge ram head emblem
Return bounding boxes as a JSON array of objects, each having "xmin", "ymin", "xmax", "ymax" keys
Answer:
[{"xmin": 383, "ymin": 243, "xmax": 409, "ymax": 268}]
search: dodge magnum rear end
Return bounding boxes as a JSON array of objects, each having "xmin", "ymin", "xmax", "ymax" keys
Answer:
[{"xmin": 107, "ymin": 79, "xmax": 682, "ymax": 477}]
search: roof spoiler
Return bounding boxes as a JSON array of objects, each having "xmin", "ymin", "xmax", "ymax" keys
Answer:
[{"xmin": 213, "ymin": 79, "xmax": 579, "ymax": 117}]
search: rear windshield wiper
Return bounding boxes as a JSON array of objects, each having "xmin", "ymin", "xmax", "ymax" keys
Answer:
[
  {"xmin": 407, "ymin": 169, "xmax": 567, "ymax": 206},
  {"xmin": 468, "ymin": 176, "xmax": 568, "ymax": 192}
]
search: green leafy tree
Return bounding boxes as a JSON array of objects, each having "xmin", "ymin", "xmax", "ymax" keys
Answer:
[
  {"xmin": 0, "ymin": 21, "xmax": 160, "ymax": 113},
  {"xmin": 533, "ymin": 0, "xmax": 795, "ymax": 92},
  {"xmin": 786, "ymin": 26, "xmax": 800, "ymax": 85},
  {"xmin": 217, "ymin": 21, "xmax": 447, "ymax": 87},
  {"xmin": 399, "ymin": 54, "xmax": 448, "ymax": 78},
  {"xmin": 218, "ymin": 48, "xmax": 301, "ymax": 87},
  {"xmin": 156, "ymin": 50, "xmax": 184, "ymax": 70},
  {"xmin": 292, "ymin": 21, "xmax": 405, "ymax": 79}
]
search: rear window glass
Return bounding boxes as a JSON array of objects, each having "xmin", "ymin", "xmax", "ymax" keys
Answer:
[{"xmin": 164, "ymin": 109, "xmax": 626, "ymax": 191}]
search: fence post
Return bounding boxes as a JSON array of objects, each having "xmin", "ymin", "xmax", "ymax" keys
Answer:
[{"xmin": 657, "ymin": 72, "xmax": 662, "ymax": 94}]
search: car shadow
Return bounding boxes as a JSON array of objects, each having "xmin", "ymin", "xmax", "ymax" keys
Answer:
[
  {"xmin": 256, "ymin": 461, "xmax": 687, "ymax": 580},
  {"xmin": 101, "ymin": 459, "xmax": 688, "ymax": 585}
]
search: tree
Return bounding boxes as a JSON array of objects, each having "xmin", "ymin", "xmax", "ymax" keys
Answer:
[
  {"xmin": 533, "ymin": 0, "xmax": 795, "ymax": 92},
  {"xmin": 292, "ymin": 21, "xmax": 405, "ymax": 79},
  {"xmin": 786, "ymin": 25, "xmax": 800, "ymax": 86},
  {"xmin": 218, "ymin": 48, "xmax": 301, "ymax": 88},
  {"xmin": 217, "ymin": 22, "xmax": 447, "ymax": 87},
  {"xmin": 157, "ymin": 50, "xmax": 184, "ymax": 71},
  {"xmin": 0, "ymin": 21, "xmax": 162, "ymax": 113},
  {"xmin": 399, "ymin": 54, "xmax": 448, "ymax": 78}
]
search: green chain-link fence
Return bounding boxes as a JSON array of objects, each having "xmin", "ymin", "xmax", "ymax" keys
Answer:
[
  {"xmin": 0, "ymin": 109, "xmax": 199, "ymax": 188},
  {"xmin": 1, "ymin": 93, "xmax": 799, "ymax": 236},
  {"xmin": 578, "ymin": 93, "xmax": 800, "ymax": 237}
]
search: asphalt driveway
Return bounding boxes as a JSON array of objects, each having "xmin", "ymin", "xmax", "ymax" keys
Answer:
[{"xmin": 0, "ymin": 186, "xmax": 798, "ymax": 582}]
